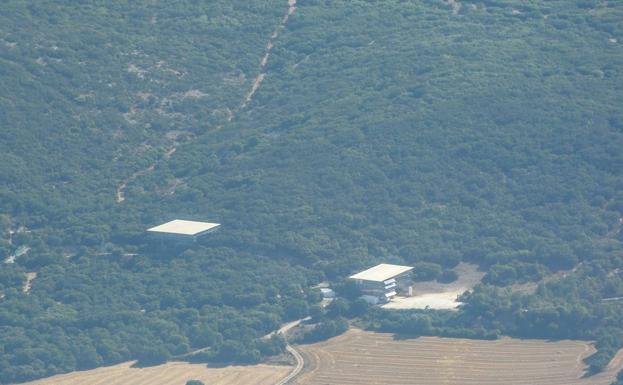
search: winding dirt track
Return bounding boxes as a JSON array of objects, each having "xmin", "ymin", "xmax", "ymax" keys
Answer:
[
  {"xmin": 116, "ymin": 0, "xmax": 297, "ymax": 203},
  {"xmin": 239, "ymin": 0, "xmax": 296, "ymax": 111},
  {"xmin": 272, "ymin": 316, "xmax": 308, "ymax": 385},
  {"xmin": 295, "ymin": 329, "xmax": 623, "ymax": 385},
  {"xmin": 276, "ymin": 345, "xmax": 304, "ymax": 385},
  {"xmin": 116, "ymin": 146, "xmax": 176, "ymax": 202}
]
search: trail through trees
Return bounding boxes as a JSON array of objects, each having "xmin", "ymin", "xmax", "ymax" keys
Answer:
[{"xmin": 116, "ymin": 0, "xmax": 297, "ymax": 203}]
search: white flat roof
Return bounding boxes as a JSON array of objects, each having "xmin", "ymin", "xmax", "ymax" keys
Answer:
[
  {"xmin": 349, "ymin": 263, "xmax": 414, "ymax": 282},
  {"xmin": 147, "ymin": 220, "xmax": 220, "ymax": 236}
]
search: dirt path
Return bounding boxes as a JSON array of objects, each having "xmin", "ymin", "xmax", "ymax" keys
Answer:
[
  {"xmin": 116, "ymin": 0, "xmax": 297, "ymax": 203},
  {"xmin": 239, "ymin": 0, "xmax": 296, "ymax": 111},
  {"xmin": 276, "ymin": 345, "xmax": 304, "ymax": 385},
  {"xmin": 116, "ymin": 146, "xmax": 176, "ymax": 202},
  {"xmin": 273, "ymin": 317, "xmax": 308, "ymax": 385}
]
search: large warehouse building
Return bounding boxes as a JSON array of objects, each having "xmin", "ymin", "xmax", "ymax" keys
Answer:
[
  {"xmin": 349, "ymin": 263, "xmax": 414, "ymax": 304},
  {"xmin": 147, "ymin": 219, "xmax": 220, "ymax": 242}
]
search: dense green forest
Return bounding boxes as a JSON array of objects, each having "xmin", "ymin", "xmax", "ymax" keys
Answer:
[{"xmin": 1, "ymin": 0, "xmax": 622, "ymax": 383}]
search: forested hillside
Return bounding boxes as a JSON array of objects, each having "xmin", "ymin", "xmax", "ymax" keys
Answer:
[{"xmin": 1, "ymin": 0, "xmax": 622, "ymax": 383}]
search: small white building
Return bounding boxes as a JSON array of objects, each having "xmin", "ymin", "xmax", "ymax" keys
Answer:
[
  {"xmin": 349, "ymin": 263, "xmax": 414, "ymax": 303},
  {"xmin": 147, "ymin": 219, "xmax": 220, "ymax": 242}
]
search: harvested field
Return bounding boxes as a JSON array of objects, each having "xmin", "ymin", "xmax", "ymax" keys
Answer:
[
  {"xmin": 19, "ymin": 361, "xmax": 291, "ymax": 385},
  {"xmin": 296, "ymin": 329, "xmax": 623, "ymax": 385}
]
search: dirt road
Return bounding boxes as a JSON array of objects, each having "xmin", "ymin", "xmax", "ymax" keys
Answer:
[
  {"xmin": 273, "ymin": 316, "xmax": 308, "ymax": 385},
  {"xmin": 116, "ymin": 0, "xmax": 297, "ymax": 203}
]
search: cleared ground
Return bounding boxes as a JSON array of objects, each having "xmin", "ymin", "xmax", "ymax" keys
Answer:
[
  {"xmin": 383, "ymin": 262, "xmax": 484, "ymax": 310},
  {"xmin": 19, "ymin": 361, "xmax": 291, "ymax": 385},
  {"xmin": 296, "ymin": 329, "xmax": 623, "ymax": 385}
]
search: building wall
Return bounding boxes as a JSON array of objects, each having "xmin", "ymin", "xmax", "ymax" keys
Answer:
[
  {"xmin": 357, "ymin": 280, "xmax": 385, "ymax": 295},
  {"xmin": 354, "ymin": 271, "xmax": 413, "ymax": 303},
  {"xmin": 147, "ymin": 232, "xmax": 196, "ymax": 244},
  {"xmin": 194, "ymin": 226, "xmax": 220, "ymax": 238},
  {"xmin": 395, "ymin": 272, "xmax": 412, "ymax": 293}
]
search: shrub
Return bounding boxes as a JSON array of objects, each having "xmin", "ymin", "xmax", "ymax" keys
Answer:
[
  {"xmin": 186, "ymin": 381, "xmax": 204, "ymax": 385},
  {"xmin": 438, "ymin": 270, "xmax": 458, "ymax": 284},
  {"xmin": 412, "ymin": 262, "xmax": 443, "ymax": 282}
]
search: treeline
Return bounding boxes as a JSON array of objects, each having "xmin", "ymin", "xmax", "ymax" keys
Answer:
[{"xmin": 0, "ymin": 246, "xmax": 317, "ymax": 383}]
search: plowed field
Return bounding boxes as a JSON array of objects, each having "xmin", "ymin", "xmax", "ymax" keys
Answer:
[
  {"xmin": 19, "ymin": 361, "xmax": 290, "ymax": 385},
  {"xmin": 296, "ymin": 329, "xmax": 623, "ymax": 385}
]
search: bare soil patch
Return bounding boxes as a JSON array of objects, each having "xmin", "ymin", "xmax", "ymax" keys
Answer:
[
  {"xmin": 296, "ymin": 328, "xmax": 623, "ymax": 385},
  {"xmin": 383, "ymin": 262, "xmax": 484, "ymax": 310},
  {"xmin": 19, "ymin": 361, "xmax": 291, "ymax": 385},
  {"xmin": 447, "ymin": 0, "xmax": 461, "ymax": 15},
  {"xmin": 23, "ymin": 272, "xmax": 37, "ymax": 293}
]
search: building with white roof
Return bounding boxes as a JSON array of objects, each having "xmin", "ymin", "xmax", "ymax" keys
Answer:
[
  {"xmin": 349, "ymin": 263, "xmax": 414, "ymax": 303},
  {"xmin": 147, "ymin": 219, "xmax": 220, "ymax": 242}
]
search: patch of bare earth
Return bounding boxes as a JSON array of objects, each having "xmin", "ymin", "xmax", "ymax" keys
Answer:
[
  {"xmin": 127, "ymin": 63, "xmax": 147, "ymax": 79},
  {"xmin": 19, "ymin": 361, "xmax": 291, "ymax": 385},
  {"xmin": 447, "ymin": 0, "xmax": 461, "ymax": 15},
  {"xmin": 296, "ymin": 329, "xmax": 623, "ymax": 385},
  {"xmin": 182, "ymin": 89, "xmax": 208, "ymax": 99},
  {"xmin": 23, "ymin": 272, "xmax": 37, "ymax": 293},
  {"xmin": 382, "ymin": 262, "xmax": 484, "ymax": 310}
]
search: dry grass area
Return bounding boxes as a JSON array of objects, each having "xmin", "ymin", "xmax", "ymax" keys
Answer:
[
  {"xmin": 19, "ymin": 361, "xmax": 291, "ymax": 385},
  {"xmin": 383, "ymin": 262, "xmax": 484, "ymax": 310},
  {"xmin": 296, "ymin": 329, "xmax": 623, "ymax": 385}
]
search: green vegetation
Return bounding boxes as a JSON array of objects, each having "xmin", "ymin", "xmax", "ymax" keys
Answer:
[
  {"xmin": 362, "ymin": 259, "xmax": 623, "ymax": 373},
  {"xmin": 302, "ymin": 317, "xmax": 349, "ymax": 343},
  {"xmin": 1, "ymin": 0, "xmax": 622, "ymax": 383}
]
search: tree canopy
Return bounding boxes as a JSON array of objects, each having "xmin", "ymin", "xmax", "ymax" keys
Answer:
[{"xmin": 1, "ymin": 0, "xmax": 622, "ymax": 382}]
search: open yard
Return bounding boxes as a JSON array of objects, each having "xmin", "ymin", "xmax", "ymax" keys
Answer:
[
  {"xmin": 18, "ymin": 361, "xmax": 291, "ymax": 385},
  {"xmin": 383, "ymin": 262, "xmax": 484, "ymax": 310},
  {"xmin": 296, "ymin": 329, "xmax": 623, "ymax": 385}
]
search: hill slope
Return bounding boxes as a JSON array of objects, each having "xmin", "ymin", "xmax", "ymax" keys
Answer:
[{"xmin": 1, "ymin": 0, "xmax": 622, "ymax": 383}]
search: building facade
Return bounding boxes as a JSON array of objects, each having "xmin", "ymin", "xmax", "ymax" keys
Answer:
[{"xmin": 349, "ymin": 263, "xmax": 414, "ymax": 303}]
